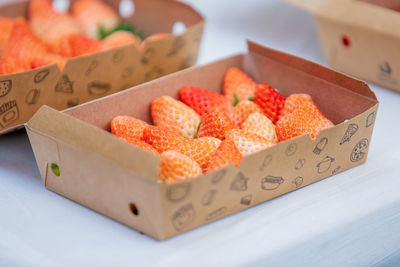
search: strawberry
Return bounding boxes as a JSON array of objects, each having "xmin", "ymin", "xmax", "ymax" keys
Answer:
[
  {"xmin": 0, "ymin": 18, "xmax": 49, "ymax": 73},
  {"xmin": 31, "ymin": 53, "xmax": 67, "ymax": 70},
  {"xmin": 151, "ymin": 96, "xmax": 201, "ymax": 139},
  {"xmin": 103, "ymin": 30, "xmax": 141, "ymax": 49},
  {"xmin": 159, "ymin": 150, "xmax": 202, "ymax": 183},
  {"xmin": 232, "ymin": 100, "xmax": 263, "ymax": 128},
  {"xmin": 71, "ymin": 0, "xmax": 120, "ymax": 38},
  {"xmin": 241, "ymin": 112, "xmax": 278, "ymax": 144},
  {"xmin": 0, "ymin": 17, "xmax": 15, "ymax": 55},
  {"xmin": 173, "ymin": 137, "xmax": 221, "ymax": 171},
  {"xmin": 197, "ymin": 109, "xmax": 235, "ymax": 140},
  {"xmin": 143, "ymin": 125, "xmax": 186, "ymax": 153},
  {"xmin": 205, "ymin": 140, "xmax": 242, "ymax": 173},
  {"xmin": 179, "ymin": 86, "xmax": 233, "ymax": 120},
  {"xmin": 59, "ymin": 34, "xmax": 105, "ymax": 58},
  {"xmin": 29, "ymin": 0, "xmax": 82, "ymax": 53},
  {"xmin": 279, "ymin": 93, "xmax": 314, "ymax": 119},
  {"xmin": 225, "ymin": 129, "xmax": 274, "ymax": 156},
  {"xmin": 223, "ymin": 67, "xmax": 256, "ymax": 105},
  {"xmin": 254, "ymin": 83, "xmax": 286, "ymax": 124},
  {"xmin": 120, "ymin": 135, "xmax": 159, "ymax": 155},
  {"xmin": 0, "ymin": 57, "xmax": 28, "ymax": 75},
  {"xmin": 110, "ymin": 115, "xmax": 148, "ymax": 140},
  {"xmin": 276, "ymin": 101, "xmax": 334, "ymax": 141}
]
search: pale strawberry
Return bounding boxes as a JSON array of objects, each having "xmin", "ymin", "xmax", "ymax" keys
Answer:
[
  {"xmin": 279, "ymin": 93, "xmax": 314, "ymax": 119},
  {"xmin": 225, "ymin": 129, "xmax": 274, "ymax": 156},
  {"xmin": 103, "ymin": 30, "xmax": 141, "ymax": 49},
  {"xmin": 159, "ymin": 150, "xmax": 202, "ymax": 183},
  {"xmin": 173, "ymin": 137, "xmax": 221, "ymax": 171},
  {"xmin": 0, "ymin": 17, "xmax": 15, "ymax": 55},
  {"xmin": 232, "ymin": 100, "xmax": 263, "ymax": 128},
  {"xmin": 29, "ymin": 0, "xmax": 82, "ymax": 53},
  {"xmin": 223, "ymin": 67, "xmax": 256, "ymax": 105},
  {"xmin": 151, "ymin": 96, "xmax": 201, "ymax": 139},
  {"xmin": 0, "ymin": 57, "xmax": 28, "ymax": 75},
  {"xmin": 179, "ymin": 86, "xmax": 233, "ymax": 120},
  {"xmin": 59, "ymin": 33, "xmax": 105, "ymax": 58},
  {"xmin": 144, "ymin": 33, "xmax": 168, "ymax": 42},
  {"xmin": 276, "ymin": 101, "xmax": 334, "ymax": 141},
  {"xmin": 205, "ymin": 140, "xmax": 242, "ymax": 173},
  {"xmin": 143, "ymin": 125, "xmax": 186, "ymax": 153},
  {"xmin": 241, "ymin": 112, "xmax": 278, "ymax": 144},
  {"xmin": 120, "ymin": 135, "xmax": 159, "ymax": 155},
  {"xmin": 197, "ymin": 109, "xmax": 235, "ymax": 140},
  {"xmin": 71, "ymin": 0, "xmax": 119, "ymax": 38},
  {"xmin": 254, "ymin": 83, "xmax": 286, "ymax": 124},
  {"xmin": 110, "ymin": 115, "xmax": 148, "ymax": 139}
]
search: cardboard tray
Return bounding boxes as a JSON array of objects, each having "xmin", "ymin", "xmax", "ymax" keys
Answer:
[
  {"xmin": 0, "ymin": 0, "xmax": 204, "ymax": 135},
  {"xmin": 25, "ymin": 41, "xmax": 379, "ymax": 240},
  {"xmin": 285, "ymin": 0, "xmax": 400, "ymax": 93}
]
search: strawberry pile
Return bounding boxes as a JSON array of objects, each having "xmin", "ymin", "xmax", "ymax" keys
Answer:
[
  {"xmin": 0, "ymin": 0, "xmax": 168, "ymax": 75},
  {"xmin": 110, "ymin": 67, "xmax": 334, "ymax": 183}
]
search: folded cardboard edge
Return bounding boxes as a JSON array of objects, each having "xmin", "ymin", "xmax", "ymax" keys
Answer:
[
  {"xmin": 25, "ymin": 106, "xmax": 161, "ymax": 180},
  {"xmin": 282, "ymin": 0, "xmax": 333, "ymax": 13},
  {"xmin": 247, "ymin": 40, "xmax": 378, "ymax": 102}
]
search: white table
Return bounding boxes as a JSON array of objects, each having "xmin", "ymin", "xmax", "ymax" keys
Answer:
[{"xmin": 1, "ymin": 1, "xmax": 400, "ymax": 266}]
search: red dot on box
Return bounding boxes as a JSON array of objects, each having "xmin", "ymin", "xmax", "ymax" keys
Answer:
[{"xmin": 342, "ymin": 35, "xmax": 351, "ymax": 47}]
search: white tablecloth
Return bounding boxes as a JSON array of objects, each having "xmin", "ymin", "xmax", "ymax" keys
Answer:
[{"xmin": 1, "ymin": 1, "xmax": 400, "ymax": 266}]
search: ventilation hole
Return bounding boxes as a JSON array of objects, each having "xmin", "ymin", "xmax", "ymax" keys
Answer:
[
  {"xmin": 172, "ymin": 21, "xmax": 187, "ymax": 35},
  {"xmin": 52, "ymin": 0, "xmax": 69, "ymax": 12},
  {"xmin": 119, "ymin": 0, "xmax": 135, "ymax": 18},
  {"xmin": 51, "ymin": 163, "xmax": 60, "ymax": 177},
  {"xmin": 129, "ymin": 202, "xmax": 139, "ymax": 216},
  {"xmin": 342, "ymin": 35, "xmax": 351, "ymax": 47}
]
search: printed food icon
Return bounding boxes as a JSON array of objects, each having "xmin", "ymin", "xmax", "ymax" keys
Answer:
[
  {"xmin": 292, "ymin": 176, "xmax": 303, "ymax": 188},
  {"xmin": 261, "ymin": 176, "xmax": 284, "ymax": 190},
  {"xmin": 55, "ymin": 75, "xmax": 73, "ymax": 93},
  {"xmin": 340, "ymin": 123, "xmax": 359, "ymax": 145},
  {"xmin": 87, "ymin": 81, "xmax": 111, "ymax": 96},
  {"xmin": 171, "ymin": 204, "xmax": 195, "ymax": 231},
  {"xmin": 166, "ymin": 183, "xmax": 191, "ymax": 202},
  {"xmin": 0, "ymin": 99, "xmax": 19, "ymax": 128},
  {"xmin": 350, "ymin": 138, "xmax": 369, "ymax": 162},
  {"xmin": 316, "ymin": 156, "xmax": 335, "ymax": 173},
  {"xmin": 108, "ymin": 68, "xmax": 335, "ymax": 183},
  {"xmin": 0, "ymin": 80, "xmax": 11, "ymax": 97}
]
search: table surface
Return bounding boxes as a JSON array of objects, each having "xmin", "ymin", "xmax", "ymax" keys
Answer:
[{"xmin": 1, "ymin": 0, "xmax": 400, "ymax": 266}]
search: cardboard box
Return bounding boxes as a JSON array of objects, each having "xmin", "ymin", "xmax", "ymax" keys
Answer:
[
  {"xmin": 0, "ymin": 0, "xmax": 204, "ymax": 135},
  {"xmin": 25, "ymin": 41, "xmax": 378, "ymax": 240},
  {"xmin": 285, "ymin": 0, "xmax": 400, "ymax": 92}
]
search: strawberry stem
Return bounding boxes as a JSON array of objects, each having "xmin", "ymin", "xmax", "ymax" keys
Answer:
[
  {"xmin": 194, "ymin": 121, "xmax": 202, "ymax": 138},
  {"xmin": 233, "ymin": 94, "xmax": 239, "ymax": 107},
  {"xmin": 98, "ymin": 22, "xmax": 144, "ymax": 40},
  {"xmin": 248, "ymin": 97, "xmax": 254, "ymax": 101}
]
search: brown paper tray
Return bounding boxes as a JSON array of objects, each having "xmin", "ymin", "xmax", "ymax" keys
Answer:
[{"xmin": 25, "ymin": 41, "xmax": 379, "ymax": 240}]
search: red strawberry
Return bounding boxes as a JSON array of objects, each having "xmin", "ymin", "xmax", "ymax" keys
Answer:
[
  {"xmin": 197, "ymin": 109, "xmax": 235, "ymax": 140},
  {"xmin": 110, "ymin": 115, "xmax": 148, "ymax": 140},
  {"xmin": 151, "ymin": 96, "xmax": 201, "ymax": 139},
  {"xmin": 120, "ymin": 135, "xmax": 159, "ymax": 155},
  {"xmin": 31, "ymin": 53, "xmax": 67, "ymax": 70},
  {"xmin": 143, "ymin": 125, "xmax": 186, "ymax": 153},
  {"xmin": 241, "ymin": 112, "xmax": 278, "ymax": 144},
  {"xmin": 205, "ymin": 140, "xmax": 242, "ymax": 173},
  {"xmin": 223, "ymin": 67, "xmax": 256, "ymax": 105},
  {"xmin": 29, "ymin": 0, "xmax": 82, "ymax": 53},
  {"xmin": 59, "ymin": 34, "xmax": 105, "ymax": 58},
  {"xmin": 254, "ymin": 83, "xmax": 286, "ymax": 124},
  {"xmin": 179, "ymin": 86, "xmax": 233, "ymax": 120},
  {"xmin": 0, "ymin": 18, "xmax": 49, "ymax": 72},
  {"xmin": 0, "ymin": 17, "xmax": 15, "ymax": 55},
  {"xmin": 159, "ymin": 150, "xmax": 202, "ymax": 183},
  {"xmin": 225, "ymin": 129, "xmax": 274, "ymax": 156},
  {"xmin": 0, "ymin": 57, "xmax": 28, "ymax": 75},
  {"xmin": 276, "ymin": 101, "xmax": 334, "ymax": 141},
  {"xmin": 103, "ymin": 30, "xmax": 141, "ymax": 49},
  {"xmin": 279, "ymin": 93, "xmax": 314, "ymax": 119},
  {"xmin": 173, "ymin": 137, "xmax": 221, "ymax": 171},
  {"xmin": 72, "ymin": 0, "xmax": 120, "ymax": 38},
  {"xmin": 232, "ymin": 100, "xmax": 263, "ymax": 128}
]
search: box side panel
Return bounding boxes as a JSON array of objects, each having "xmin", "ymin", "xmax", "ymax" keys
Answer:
[
  {"xmin": 64, "ymin": 55, "xmax": 244, "ymax": 130},
  {"xmin": 161, "ymin": 104, "xmax": 378, "ymax": 239},
  {"xmin": 26, "ymin": 128, "xmax": 165, "ymax": 240},
  {"xmin": 315, "ymin": 14, "xmax": 400, "ymax": 92}
]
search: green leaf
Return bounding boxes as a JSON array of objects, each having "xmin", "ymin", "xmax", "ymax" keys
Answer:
[
  {"xmin": 97, "ymin": 22, "xmax": 143, "ymax": 40},
  {"xmin": 248, "ymin": 97, "xmax": 254, "ymax": 101},
  {"xmin": 51, "ymin": 163, "xmax": 60, "ymax": 177},
  {"xmin": 195, "ymin": 121, "xmax": 202, "ymax": 138},
  {"xmin": 233, "ymin": 94, "xmax": 239, "ymax": 107}
]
